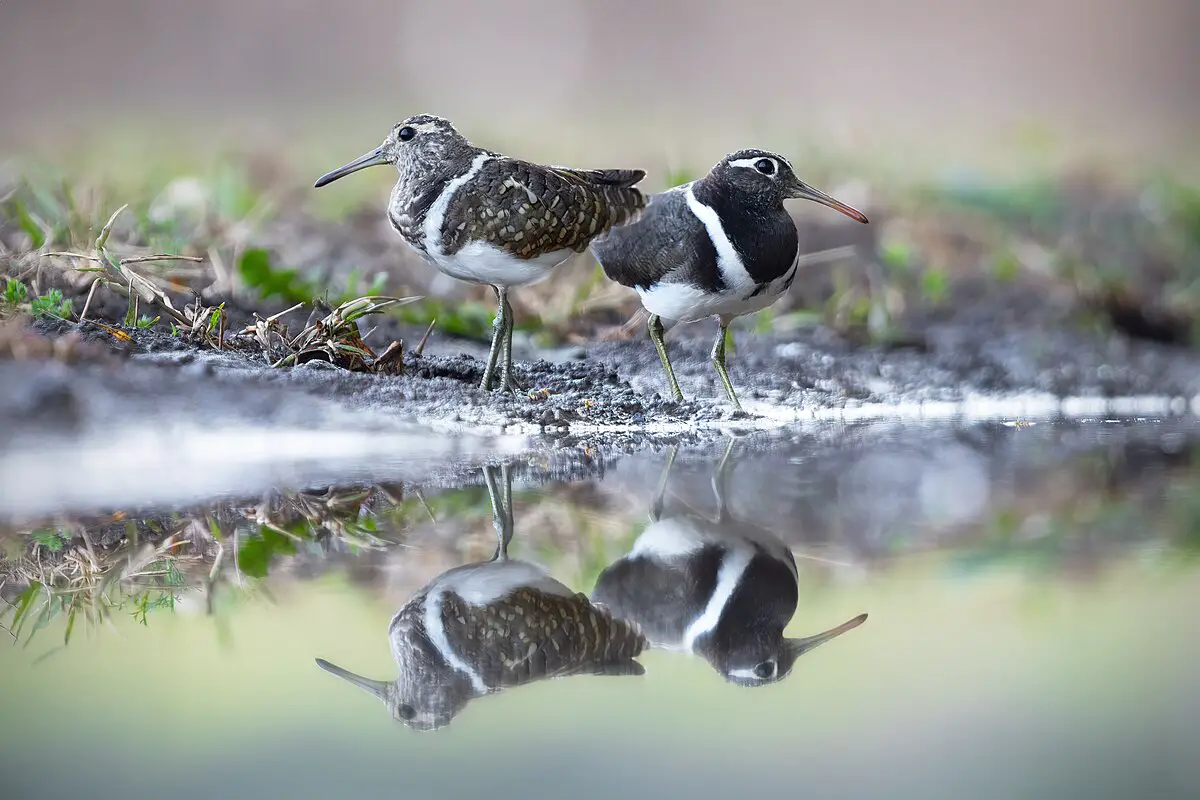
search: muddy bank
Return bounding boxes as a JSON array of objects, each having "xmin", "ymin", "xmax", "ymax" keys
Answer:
[
  {"xmin": 6, "ymin": 308, "xmax": 1200, "ymax": 438},
  {"xmin": 1, "ymin": 306, "xmax": 1198, "ymax": 522}
]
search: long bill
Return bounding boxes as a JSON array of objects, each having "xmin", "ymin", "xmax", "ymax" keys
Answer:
[
  {"xmin": 788, "ymin": 181, "xmax": 870, "ymax": 224},
  {"xmin": 786, "ymin": 612, "xmax": 868, "ymax": 657},
  {"xmin": 314, "ymin": 146, "xmax": 389, "ymax": 188},
  {"xmin": 315, "ymin": 657, "xmax": 392, "ymax": 704}
]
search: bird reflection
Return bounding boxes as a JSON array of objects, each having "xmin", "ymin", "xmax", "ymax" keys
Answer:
[
  {"xmin": 314, "ymin": 464, "xmax": 647, "ymax": 731},
  {"xmin": 592, "ymin": 440, "xmax": 867, "ymax": 686}
]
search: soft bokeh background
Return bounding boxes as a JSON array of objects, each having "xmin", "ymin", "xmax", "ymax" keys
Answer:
[
  {"xmin": 3, "ymin": 13, "xmax": 1200, "ymax": 800},
  {"xmin": 3, "ymin": 0, "xmax": 1200, "ymax": 176},
  {"xmin": 5, "ymin": 0, "xmax": 1200, "ymax": 353}
]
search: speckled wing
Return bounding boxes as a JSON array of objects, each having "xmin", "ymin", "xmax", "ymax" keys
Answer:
[
  {"xmin": 440, "ymin": 588, "xmax": 647, "ymax": 688},
  {"xmin": 440, "ymin": 159, "xmax": 647, "ymax": 260},
  {"xmin": 590, "ymin": 188, "xmax": 721, "ymax": 293}
]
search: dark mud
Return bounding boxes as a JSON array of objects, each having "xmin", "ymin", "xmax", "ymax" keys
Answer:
[
  {"xmin": 6, "ymin": 305, "xmax": 1199, "ymax": 440},
  {"xmin": 2, "ymin": 305, "xmax": 1197, "ymax": 522}
]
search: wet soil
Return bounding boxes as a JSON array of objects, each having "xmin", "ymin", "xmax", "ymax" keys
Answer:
[{"xmin": 4, "ymin": 304, "xmax": 1198, "ymax": 446}]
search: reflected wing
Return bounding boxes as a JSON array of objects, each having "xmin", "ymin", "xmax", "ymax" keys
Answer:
[
  {"xmin": 591, "ymin": 544, "xmax": 724, "ymax": 645},
  {"xmin": 441, "ymin": 589, "xmax": 647, "ymax": 689}
]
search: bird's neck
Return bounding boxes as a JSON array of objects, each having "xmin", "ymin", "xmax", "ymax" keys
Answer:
[{"xmin": 692, "ymin": 178, "xmax": 798, "ymax": 284}]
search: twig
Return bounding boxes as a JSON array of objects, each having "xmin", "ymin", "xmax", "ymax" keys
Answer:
[
  {"xmin": 95, "ymin": 204, "xmax": 127, "ymax": 250},
  {"xmin": 45, "ymin": 252, "xmax": 202, "ymax": 266},
  {"xmin": 263, "ymin": 302, "xmax": 305, "ymax": 325},
  {"xmin": 414, "ymin": 488, "xmax": 437, "ymax": 523},
  {"xmin": 78, "ymin": 276, "xmax": 101, "ymax": 324},
  {"xmin": 117, "ymin": 254, "xmax": 204, "ymax": 266},
  {"xmin": 415, "ymin": 318, "xmax": 436, "ymax": 356},
  {"xmin": 795, "ymin": 245, "xmax": 859, "ymax": 268}
]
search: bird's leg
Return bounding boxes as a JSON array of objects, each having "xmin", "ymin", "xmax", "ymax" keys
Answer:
[
  {"xmin": 710, "ymin": 317, "xmax": 743, "ymax": 413},
  {"xmin": 484, "ymin": 463, "xmax": 514, "ymax": 561},
  {"xmin": 480, "ymin": 286, "xmax": 506, "ymax": 392},
  {"xmin": 710, "ymin": 437, "xmax": 736, "ymax": 523},
  {"xmin": 648, "ymin": 314, "xmax": 684, "ymax": 402},
  {"xmin": 649, "ymin": 444, "xmax": 679, "ymax": 522},
  {"xmin": 497, "ymin": 292, "xmax": 525, "ymax": 395}
]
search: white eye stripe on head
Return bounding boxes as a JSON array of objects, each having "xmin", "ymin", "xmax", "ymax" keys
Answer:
[{"xmin": 727, "ymin": 155, "xmax": 790, "ymax": 176}]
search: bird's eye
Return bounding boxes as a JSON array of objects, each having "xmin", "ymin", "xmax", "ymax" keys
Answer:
[
  {"xmin": 397, "ymin": 126, "xmax": 416, "ymax": 142},
  {"xmin": 755, "ymin": 158, "xmax": 776, "ymax": 176},
  {"xmin": 397, "ymin": 704, "xmax": 417, "ymax": 720},
  {"xmin": 753, "ymin": 660, "xmax": 776, "ymax": 679}
]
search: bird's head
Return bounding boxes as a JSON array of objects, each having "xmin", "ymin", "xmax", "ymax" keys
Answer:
[
  {"xmin": 709, "ymin": 149, "xmax": 869, "ymax": 223},
  {"xmin": 314, "ymin": 656, "xmax": 473, "ymax": 732},
  {"xmin": 314, "ymin": 114, "xmax": 473, "ymax": 188},
  {"xmin": 713, "ymin": 612, "xmax": 868, "ymax": 687}
]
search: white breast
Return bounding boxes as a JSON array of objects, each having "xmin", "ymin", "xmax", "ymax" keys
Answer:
[
  {"xmin": 430, "ymin": 559, "xmax": 575, "ymax": 605},
  {"xmin": 635, "ymin": 186, "xmax": 797, "ymax": 323},
  {"xmin": 631, "ymin": 515, "xmax": 799, "ymax": 583},
  {"xmin": 432, "ymin": 240, "xmax": 574, "ymax": 288}
]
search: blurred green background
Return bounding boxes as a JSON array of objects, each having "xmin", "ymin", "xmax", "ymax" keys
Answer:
[{"xmin": 4, "ymin": 1, "xmax": 1200, "ymax": 349}]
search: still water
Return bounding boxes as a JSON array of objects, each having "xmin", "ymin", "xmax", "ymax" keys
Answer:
[{"xmin": 2, "ymin": 418, "xmax": 1198, "ymax": 800}]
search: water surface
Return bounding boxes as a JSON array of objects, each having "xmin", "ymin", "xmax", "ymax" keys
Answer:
[{"xmin": 2, "ymin": 418, "xmax": 1198, "ymax": 800}]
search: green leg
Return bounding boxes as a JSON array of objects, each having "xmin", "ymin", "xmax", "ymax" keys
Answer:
[
  {"xmin": 710, "ymin": 437, "xmax": 736, "ymax": 523},
  {"xmin": 497, "ymin": 292, "xmax": 524, "ymax": 395},
  {"xmin": 648, "ymin": 314, "xmax": 684, "ymax": 402},
  {"xmin": 649, "ymin": 444, "xmax": 679, "ymax": 522},
  {"xmin": 711, "ymin": 319, "xmax": 743, "ymax": 413},
  {"xmin": 479, "ymin": 286, "xmax": 506, "ymax": 392},
  {"xmin": 484, "ymin": 463, "xmax": 514, "ymax": 561}
]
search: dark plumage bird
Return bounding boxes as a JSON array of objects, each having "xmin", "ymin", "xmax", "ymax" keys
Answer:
[
  {"xmin": 591, "ymin": 441, "xmax": 866, "ymax": 686},
  {"xmin": 591, "ymin": 149, "xmax": 868, "ymax": 411},
  {"xmin": 314, "ymin": 114, "xmax": 647, "ymax": 393},
  {"xmin": 315, "ymin": 465, "xmax": 646, "ymax": 730}
]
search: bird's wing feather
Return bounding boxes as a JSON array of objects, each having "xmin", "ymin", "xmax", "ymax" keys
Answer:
[
  {"xmin": 589, "ymin": 188, "xmax": 715, "ymax": 290},
  {"xmin": 439, "ymin": 158, "xmax": 646, "ymax": 259},
  {"xmin": 445, "ymin": 589, "xmax": 647, "ymax": 689},
  {"xmin": 546, "ymin": 166, "xmax": 646, "ymax": 188}
]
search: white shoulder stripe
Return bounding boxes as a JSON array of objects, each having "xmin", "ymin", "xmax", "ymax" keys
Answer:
[
  {"xmin": 684, "ymin": 183, "xmax": 753, "ymax": 292},
  {"xmin": 423, "ymin": 153, "xmax": 493, "ymax": 258},
  {"xmin": 682, "ymin": 545, "xmax": 754, "ymax": 650},
  {"xmin": 423, "ymin": 589, "xmax": 488, "ymax": 695}
]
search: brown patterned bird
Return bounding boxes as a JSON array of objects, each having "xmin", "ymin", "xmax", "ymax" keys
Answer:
[
  {"xmin": 314, "ymin": 465, "xmax": 647, "ymax": 731},
  {"xmin": 314, "ymin": 114, "xmax": 647, "ymax": 393}
]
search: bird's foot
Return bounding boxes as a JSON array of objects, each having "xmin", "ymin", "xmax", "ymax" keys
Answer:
[{"xmin": 496, "ymin": 368, "xmax": 526, "ymax": 396}]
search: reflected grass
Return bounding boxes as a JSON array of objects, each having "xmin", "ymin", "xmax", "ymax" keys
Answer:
[{"xmin": 2, "ymin": 430, "xmax": 1198, "ymax": 655}]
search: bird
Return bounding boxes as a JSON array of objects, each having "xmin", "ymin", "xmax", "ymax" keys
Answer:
[
  {"xmin": 591, "ymin": 440, "xmax": 867, "ymax": 686},
  {"xmin": 590, "ymin": 149, "xmax": 869, "ymax": 412},
  {"xmin": 314, "ymin": 114, "xmax": 648, "ymax": 394},
  {"xmin": 314, "ymin": 464, "xmax": 647, "ymax": 731}
]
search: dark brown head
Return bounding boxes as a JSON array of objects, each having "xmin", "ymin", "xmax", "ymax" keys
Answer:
[
  {"xmin": 707, "ymin": 612, "xmax": 869, "ymax": 687},
  {"xmin": 704, "ymin": 149, "xmax": 869, "ymax": 223}
]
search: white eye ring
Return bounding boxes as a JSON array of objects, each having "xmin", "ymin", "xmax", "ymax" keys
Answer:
[{"xmin": 755, "ymin": 158, "xmax": 776, "ymax": 176}]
